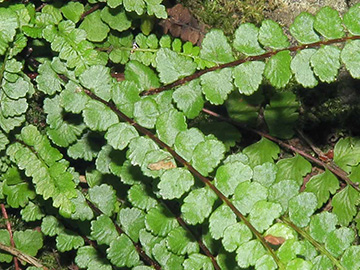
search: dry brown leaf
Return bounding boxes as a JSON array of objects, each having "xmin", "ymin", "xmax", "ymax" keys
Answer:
[
  {"xmin": 264, "ymin": 235, "xmax": 286, "ymax": 245},
  {"xmin": 148, "ymin": 159, "xmax": 176, "ymax": 171},
  {"xmin": 160, "ymin": 4, "xmax": 208, "ymax": 46}
]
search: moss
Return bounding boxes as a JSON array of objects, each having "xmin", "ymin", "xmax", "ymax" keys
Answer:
[{"xmin": 177, "ymin": 0, "xmax": 278, "ymax": 35}]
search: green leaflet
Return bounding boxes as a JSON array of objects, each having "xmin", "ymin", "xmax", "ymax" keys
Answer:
[
  {"xmin": 141, "ymin": 149, "xmax": 174, "ymax": 178},
  {"xmin": 125, "ymin": 60, "xmax": 160, "ymax": 91},
  {"xmin": 68, "ymin": 131, "xmax": 102, "ymax": 161},
  {"xmin": 80, "ymin": 10, "xmax": 109, "ymax": 42},
  {"xmin": 88, "ymin": 184, "xmax": 116, "ymax": 216},
  {"xmin": 75, "ymin": 246, "xmax": 112, "ymax": 270},
  {"xmin": 56, "ymin": 230, "xmax": 84, "ymax": 252},
  {"xmin": 83, "ymin": 100, "xmax": 118, "ymax": 131},
  {"xmin": 200, "ymin": 29, "xmax": 234, "ymax": 63},
  {"xmin": 70, "ymin": 190, "xmax": 94, "ymax": 221},
  {"xmin": 80, "ymin": 65, "xmax": 112, "ymax": 102},
  {"xmin": 20, "ymin": 201, "xmax": 44, "ymax": 221},
  {"xmin": 236, "ymin": 240, "xmax": 266, "ymax": 268},
  {"xmin": 44, "ymin": 95, "xmax": 86, "ymax": 147},
  {"xmin": 343, "ymin": 3, "xmax": 360, "ymax": 35},
  {"xmin": 173, "ymin": 80, "xmax": 204, "ymax": 119},
  {"xmin": 314, "ymin": 7, "xmax": 344, "ymax": 39},
  {"xmin": 332, "ymin": 185, "xmax": 360, "ymax": 226},
  {"xmin": 183, "ymin": 253, "xmax": 214, "ymax": 270},
  {"xmin": 201, "ymin": 68, "xmax": 234, "ymax": 105},
  {"xmin": 0, "ymin": 230, "xmax": 13, "ymax": 263},
  {"xmin": 41, "ymin": 215, "xmax": 65, "ymax": 236},
  {"xmin": 233, "ymin": 181, "xmax": 268, "ymax": 214},
  {"xmin": 3, "ymin": 182, "xmax": 35, "ymax": 208},
  {"xmin": 123, "ymin": 0, "xmax": 145, "ymax": 15},
  {"xmin": 101, "ymin": 6, "xmax": 131, "ymax": 32},
  {"xmin": 61, "ymin": 2, "xmax": 84, "ymax": 23},
  {"xmin": 252, "ymin": 162, "xmax": 278, "ymax": 188},
  {"xmin": 191, "ymin": 138, "xmax": 226, "ymax": 177},
  {"xmin": 156, "ymin": 48, "xmax": 197, "ymax": 84},
  {"xmin": 275, "ymin": 154, "xmax": 312, "ymax": 186},
  {"xmin": 91, "ymin": 215, "xmax": 118, "ymax": 245},
  {"xmin": 225, "ymin": 90, "xmax": 264, "ymax": 127},
  {"xmin": 291, "ymin": 49, "xmax": 318, "ymax": 88},
  {"xmin": 341, "ymin": 40, "xmax": 360, "ymax": 79},
  {"xmin": 0, "ymin": 8, "xmax": 18, "ymax": 55},
  {"xmin": 233, "ymin": 61, "xmax": 265, "ymax": 95},
  {"xmin": 288, "ymin": 192, "xmax": 317, "ymax": 227},
  {"xmin": 264, "ymin": 50, "xmax": 292, "ymax": 88},
  {"xmin": 174, "ymin": 128, "xmax": 205, "ymax": 162},
  {"xmin": 60, "ymin": 81, "xmax": 90, "ymax": 114},
  {"xmin": 309, "ymin": 212, "xmax": 338, "ymax": 243},
  {"xmin": 259, "ymin": 20, "xmax": 289, "ymax": 49},
  {"xmin": 324, "ymin": 228, "xmax": 355, "ymax": 257},
  {"xmin": 214, "ymin": 161, "xmax": 253, "ymax": 196},
  {"xmin": 341, "ymin": 246, "xmax": 360, "ymax": 270},
  {"xmin": 156, "ymin": 109, "xmax": 187, "ymax": 146},
  {"xmin": 145, "ymin": 206, "xmax": 178, "ymax": 237},
  {"xmin": 290, "ymin": 12, "xmax": 320, "ymax": 44},
  {"xmin": 305, "ymin": 169, "xmax": 339, "ymax": 208},
  {"xmin": 128, "ymin": 184, "xmax": 158, "ymax": 211},
  {"xmin": 158, "ymin": 168, "xmax": 194, "ymax": 199},
  {"xmin": 209, "ymin": 204, "xmax": 237, "ymax": 240},
  {"xmin": 0, "ymin": 93, "xmax": 27, "ymax": 118},
  {"xmin": 333, "ymin": 137, "xmax": 360, "ymax": 173},
  {"xmin": 165, "ymin": 227, "xmax": 199, "ymax": 255},
  {"xmin": 118, "ymin": 207, "xmax": 145, "ymax": 242},
  {"xmin": 249, "ymin": 200, "xmax": 282, "ymax": 233},
  {"xmin": 43, "ymin": 20, "xmax": 107, "ymax": 75},
  {"xmin": 152, "ymin": 239, "xmax": 184, "ymax": 268},
  {"xmin": 310, "ymin": 45, "xmax": 341, "ymax": 83},
  {"xmin": 222, "ymin": 222, "xmax": 252, "ymax": 252},
  {"xmin": 181, "ymin": 187, "xmax": 217, "ymax": 225},
  {"xmin": 264, "ymin": 91, "xmax": 299, "ymax": 139},
  {"xmin": 13, "ymin": 230, "xmax": 43, "ymax": 257},
  {"xmin": 233, "ymin": 23, "xmax": 265, "ymax": 56},
  {"xmin": 107, "ymin": 235, "xmax": 140, "ymax": 267},
  {"xmin": 243, "ymin": 137, "xmax": 280, "ymax": 167},
  {"xmin": 106, "ymin": 122, "xmax": 139, "ymax": 150},
  {"xmin": 268, "ymin": 180, "xmax": 300, "ymax": 215}
]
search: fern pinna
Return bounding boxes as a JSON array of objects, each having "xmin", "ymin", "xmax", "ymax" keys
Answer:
[{"xmin": 0, "ymin": 1, "xmax": 360, "ymax": 270}]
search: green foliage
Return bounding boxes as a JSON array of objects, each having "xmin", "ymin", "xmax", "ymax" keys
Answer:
[{"xmin": 0, "ymin": 1, "xmax": 360, "ymax": 270}]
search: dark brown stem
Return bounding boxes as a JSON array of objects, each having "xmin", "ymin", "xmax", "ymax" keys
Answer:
[
  {"xmin": 80, "ymin": 4, "xmax": 102, "ymax": 20},
  {"xmin": 141, "ymin": 35, "xmax": 360, "ymax": 96},
  {"xmin": 1, "ymin": 204, "xmax": 20, "ymax": 270},
  {"xmin": 83, "ymin": 89, "xmax": 284, "ymax": 269},
  {"xmin": 202, "ymin": 108, "xmax": 360, "ymax": 192}
]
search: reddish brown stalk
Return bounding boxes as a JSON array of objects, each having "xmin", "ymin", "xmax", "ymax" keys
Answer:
[
  {"xmin": 83, "ymin": 89, "xmax": 284, "ymax": 269},
  {"xmin": 80, "ymin": 4, "xmax": 102, "ymax": 20},
  {"xmin": 141, "ymin": 35, "xmax": 360, "ymax": 96},
  {"xmin": 1, "ymin": 204, "xmax": 20, "ymax": 270},
  {"xmin": 202, "ymin": 108, "xmax": 360, "ymax": 192}
]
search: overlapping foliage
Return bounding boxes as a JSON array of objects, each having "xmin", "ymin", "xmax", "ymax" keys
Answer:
[{"xmin": 0, "ymin": 1, "xmax": 360, "ymax": 270}]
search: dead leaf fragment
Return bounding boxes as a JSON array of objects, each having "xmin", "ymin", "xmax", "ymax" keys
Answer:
[
  {"xmin": 160, "ymin": 4, "xmax": 208, "ymax": 45},
  {"xmin": 264, "ymin": 235, "xmax": 285, "ymax": 245},
  {"xmin": 148, "ymin": 159, "xmax": 176, "ymax": 171}
]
